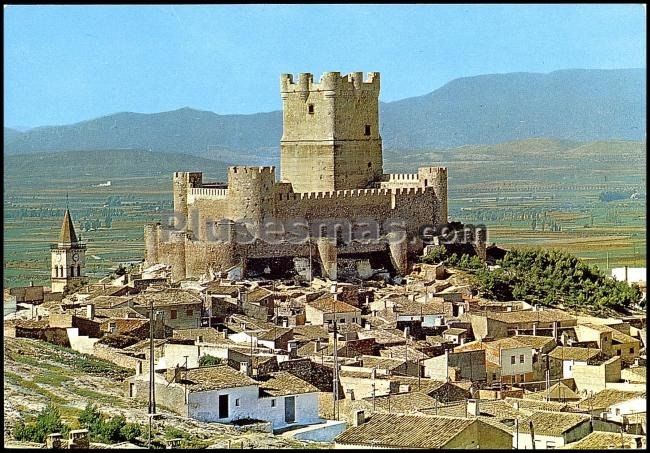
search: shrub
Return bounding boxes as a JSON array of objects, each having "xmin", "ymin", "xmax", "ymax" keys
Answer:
[
  {"xmin": 198, "ymin": 355, "xmax": 221, "ymax": 367},
  {"xmin": 14, "ymin": 403, "xmax": 67, "ymax": 443}
]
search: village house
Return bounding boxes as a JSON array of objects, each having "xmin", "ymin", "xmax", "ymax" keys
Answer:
[
  {"xmin": 548, "ymin": 346, "xmax": 602, "ymax": 379},
  {"xmin": 577, "ymin": 389, "xmax": 646, "ymax": 420},
  {"xmin": 563, "ymin": 431, "xmax": 645, "ymax": 449},
  {"xmin": 130, "ymin": 289, "xmax": 203, "ymax": 329},
  {"xmin": 304, "ymin": 297, "xmax": 361, "ymax": 327},
  {"xmin": 423, "ymin": 349, "xmax": 487, "ymax": 382},
  {"xmin": 576, "ymin": 323, "xmax": 641, "ymax": 364},
  {"xmin": 126, "ymin": 365, "xmax": 321, "ymax": 431},
  {"xmin": 334, "ymin": 413, "xmax": 513, "ymax": 449},
  {"xmin": 514, "ymin": 410, "xmax": 592, "ymax": 449},
  {"xmin": 470, "ymin": 309, "xmax": 577, "ymax": 341},
  {"xmin": 455, "ymin": 337, "xmax": 534, "ymax": 385}
]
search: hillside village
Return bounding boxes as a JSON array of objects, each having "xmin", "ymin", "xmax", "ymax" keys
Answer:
[{"xmin": 4, "ymin": 209, "xmax": 647, "ymax": 449}]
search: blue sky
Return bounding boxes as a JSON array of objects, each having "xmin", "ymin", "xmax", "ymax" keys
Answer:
[{"xmin": 4, "ymin": 4, "xmax": 646, "ymax": 128}]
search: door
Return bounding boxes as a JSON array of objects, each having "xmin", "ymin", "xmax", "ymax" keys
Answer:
[
  {"xmin": 218, "ymin": 394, "xmax": 229, "ymax": 419},
  {"xmin": 284, "ymin": 396, "xmax": 296, "ymax": 424}
]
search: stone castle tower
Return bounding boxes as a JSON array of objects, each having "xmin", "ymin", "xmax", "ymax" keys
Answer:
[
  {"xmin": 144, "ymin": 71, "xmax": 471, "ymax": 283},
  {"xmin": 51, "ymin": 208, "xmax": 86, "ymax": 293},
  {"xmin": 280, "ymin": 72, "xmax": 383, "ymax": 192}
]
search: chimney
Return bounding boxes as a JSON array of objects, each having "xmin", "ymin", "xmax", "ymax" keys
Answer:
[
  {"xmin": 552, "ymin": 322, "xmax": 558, "ymax": 340},
  {"xmin": 30, "ymin": 280, "xmax": 34, "ymax": 287},
  {"xmin": 371, "ymin": 368, "xmax": 376, "ymax": 379},
  {"xmin": 404, "ymin": 326, "xmax": 410, "ymax": 338},
  {"xmin": 86, "ymin": 304, "xmax": 95, "ymax": 321},
  {"xmin": 353, "ymin": 409, "xmax": 365, "ymax": 426},
  {"xmin": 282, "ymin": 319, "xmax": 288, "ymax": 328},
  {"xmin": 135, "ymin": 361, "xmax": 143, "ymax": 375},
  {"xmin": 314, "ymin": 340, "xmax": 321, "ymax": 353},
  {"xmin": 365, "ymin": 321, "xmax": 371, "ymax": 331},
  {"xmin": 512, "ymin": 400, "xmax": 519, "ymax": 410},
  {"xmin": 467, "ymin": 399, "xmax": 480, "ymax": 417},
  {"xmin": 221, "ymin": 329, "xmax": 228, "ymax": 339},
  {"xmin": 532, "ymin": 322, "xmax": 537, "ymax": 336}
]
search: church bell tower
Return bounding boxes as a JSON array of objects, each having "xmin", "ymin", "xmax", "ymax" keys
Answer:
[{"xmin": 51, "ymin": 207, "xmax": 86, "ymax": 293}]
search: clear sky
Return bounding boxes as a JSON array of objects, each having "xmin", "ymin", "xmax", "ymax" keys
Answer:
[{"xmin": 4, "ymin": 4, "xmax": 646, "ymax": 128}]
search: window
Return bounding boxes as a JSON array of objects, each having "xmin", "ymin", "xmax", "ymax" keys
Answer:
[
  {"xmin": 630, "ymin": 348, "xmax": 634, "ymax": 354},
  {"xmin": 520, "ymin": 354, "xmax": 525, "ymax": 363},
  {"xmin": 170, "ymin": 310, "xmax": 178, "ymax": 320},
  {"xmin": 108, "ymin": 322, "xmax": 116, "ymax": 333},
  {"xmin": 187, "ymin": 309, "xmax": 193, "ymax": 316},
  {"xmin": 511, "ymin": 356, "xmax": 516, "ymax": 365},
  {"xmin": 616, "ymin": 408, "xmax": 621, "ymax": 415},
  {"xmin": 308, "ymin": 104, "xmax": 314, "ymax": 114},
  {"xmin": 492, "ymin": 373, "xmax": 497, "ymax": 380},
  {"xmin": 364, "ymin": 125, "xmax": 371, "ymax": 136},
  {"xmin": 235, "ymin": 398, "xmax": 240, "ymax": 407},
  {"xmin": 271, "ymin": 399, "xmax": 276, "ymax": 407},
  {"xmin": 367, "ymin": 162, "xmax": 372, "ymax": 168},
  {"xmin": 339, "ymin": 318, "xmax": 346, "ymax": 323},
  {"xmin": 616, "ymin": 350, "xmax": 621, "ymax": 356}
]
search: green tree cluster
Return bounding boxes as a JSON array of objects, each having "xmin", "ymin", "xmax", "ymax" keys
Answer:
[
  {"xmin": 198, "ymin": 355, "xmax": 222, "ymax": 367},
  {"xmin": 13, "ymin": 403, "xmax": 67, "ymax": 443},
  {"xmin": 78, "ymin": 403, "xmax": 141, "ymax": 444},
  {"xmin": 441, "ymin": 247, "xmax": 641, "ymax": 313}
]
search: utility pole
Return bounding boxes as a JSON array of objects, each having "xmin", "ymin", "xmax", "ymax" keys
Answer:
[
  {"xmin": 148, "ymin": 298, "xmax": 156, "ymax": 449},
  {"xmin": 530, "ymin": 420, "xmax": 536, "ymax": 450},
  {"xmin": 331, "ymin": 281, "xmax": 339, "ymax": 421}
]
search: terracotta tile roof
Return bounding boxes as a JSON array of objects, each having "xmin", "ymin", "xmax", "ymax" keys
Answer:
[
  {"xmin": 172, "ymin": 328, "xmax": 232, "ymax": 344},
  {"xmin": 504, "ymin": 397, "xmax": 569, "ymax": 412},
  {"xmin": 357, "ymin": 328, "xmax": 406, "ymax": 345},
  {"xmin": 577, "ymin": 389, "xmax": 646, "ymax": 411},
  {"xmin": 95, "ymin": 307, "xmax": 146, "ymax": 320},
  {"xmin": 335, "ymin": 414, "xmax": 477, "ymax": 448},
  {"xmin": 88, "ymin": 296, "xmax": 134, "ymax": 309},
  {"xmin": 444, "ymin": 328, "xmax": 467, "ymax": 336},
  {"xmin": 256, "ymin": 327, "xmax": 292, "ymax": 341},
  {"xmin": 548, "ymin": 346, "xmax": 601, "ymax": 362},
  {"xmin": 307, "ymin": 298, "xmax": 360, "ymax": 314},
  {"xmin": 524, "ymin": 382, "xmax": 582, "ymax": 401},
  {"xmin": 513, "ymin": 335, "xmax": 556, "ymax": 350},
  {"xmin": 486, "ymin": 309, "xmax": 576, "ymax": 324},
  {"xmin": 292, "ymin": 325, "xmax": 329, "ymax": 341},
  {"xmin": 366, "ymin": 392, "xmax": 438, "ymax": 413},
  {"xmin": 393, "ymin": 299, "xmax": 446, "ymax": 316},
  {"xmin": 131, "ymin": 290, "xmax": 202, "ymax": 308},
  {"xmin": 205, "ymin": 283, "xmax": 240, "ymax": 297},
  {"xmin": 379, "ymin": 345, "xmax": 430, "ymax": 362},
  {"xmin": 563, "ymin": 431, "xmax": 644, "ymax": 449},
  {"xmin": 182, "ymin": 365, "xmax": 258, "ymax": 392},
  {"xmin": 246, "ymin": 287, "xmax": 274, "ymax": 303},
  {"xmin": 383, "ymin": 376, "xmax": 447, "ymax": 395},
  {"xmin": 257, "ymin": 371, "xmax": 318, "ymax": 397},
  {"xmin": 518, "ymin": 410, "xmax": 590, "ymax": 436},
  {"xmin": 359, "ymin": 355, "xmax": 406, "ymax": 371}
]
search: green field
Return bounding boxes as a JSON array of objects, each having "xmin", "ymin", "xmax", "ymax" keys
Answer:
[{"xmin": 3, "ymin": 139, "xmax": 646, "ymax": 288}]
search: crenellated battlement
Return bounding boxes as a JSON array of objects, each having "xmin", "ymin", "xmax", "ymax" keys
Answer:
[
  {"xmin": 229, "ymin": 166, "xmax": 276, "ymax": 175},
  {"xmin": 188, "ymin": 187, "xmax": 229, "ymax": 203},
  {"xmin": 281, "ymin": 71, "xmax": 380, "ymax": 94},
  {"xmin": 275, "ymin": 186, "xmax": 433, "ymax": 202},
  {"xmin": 388, "ymin": 173, "xmax": 419, "ymax": 182}
]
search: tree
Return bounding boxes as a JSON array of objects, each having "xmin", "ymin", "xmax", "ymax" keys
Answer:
[
  {"xmin": 199, "ymin": 355, "xmax": 222, "ymax": 367},
  {"xmin": 14, "ymin": 403, "xmax": 67, "ymax": 443}
]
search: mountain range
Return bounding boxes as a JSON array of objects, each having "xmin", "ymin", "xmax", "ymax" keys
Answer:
[{"xmin": 4, "ymin": 68, "xmax": 646, "ymax": 164}]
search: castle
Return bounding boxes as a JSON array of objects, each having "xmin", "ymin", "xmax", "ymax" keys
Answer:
[{"xmin": 144, "ymin": 72, "xmax": 466, "ymax": 283}]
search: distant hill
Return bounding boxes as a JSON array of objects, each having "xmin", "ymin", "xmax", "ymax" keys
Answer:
[
  {"xmin": 4, "ymin": 69, "xmax": 645, "ymax": 160},
  {"xmin": 4, "ymin": 127, "xmax": 22, "ymax": 146},
  {"xmin": 4, "ymin": 149, "xmax": 231, "ymax": 182}
]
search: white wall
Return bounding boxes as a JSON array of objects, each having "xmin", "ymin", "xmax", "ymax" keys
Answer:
[
  {"xmin": 562, "ymin": 359, "xmax": 588, "ymax": 379},
  {"xmin": 258, "ymin": 392, "xmax": 321, "ymax": 430},
  {"xmin": 500, "ymin": 346, "xmax": 533, "ymax": 377},
  {"xmin": 612, "ymin": 268, "xmax": 646, "ymax": 284},
  {"xmin": 608, "ymin": 397, "xmax": 646, "ymax": 423},
  {"xmin": 396, "ymin": 314, "xmax": 443, "ymax": 327},
  {"xmin": 189, "ymin": 385, "xmax": 261, "ymax": 423},
  {"xmin": 67, "ymin": 327, "xmax": 100, "ymax": 354},
  {"xmin": 159, "ymin": 343, "xmax": 230, "ymax": 370}
]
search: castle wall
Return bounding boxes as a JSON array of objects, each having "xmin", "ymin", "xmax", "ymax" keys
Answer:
[{"xmin": 144, "ymin": 223, "xmax": 160, "ymax": 267}]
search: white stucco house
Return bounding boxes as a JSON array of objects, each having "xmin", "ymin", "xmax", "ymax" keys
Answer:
[{"xmin": 127, "ymin": 365, "xmax": 321, "ymax": 431}]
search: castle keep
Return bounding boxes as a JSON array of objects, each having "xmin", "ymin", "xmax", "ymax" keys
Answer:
[{"xmin": 144, "ymin": 72, "xmax": 453, "ymax": 282}]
